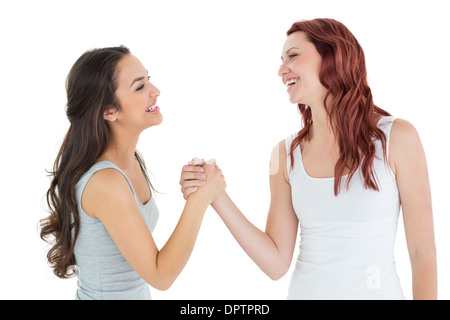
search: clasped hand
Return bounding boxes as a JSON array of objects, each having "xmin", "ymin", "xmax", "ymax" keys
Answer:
[{"xmin": 179, "ymin": 158, "xmax": 226, "ymax": 203}]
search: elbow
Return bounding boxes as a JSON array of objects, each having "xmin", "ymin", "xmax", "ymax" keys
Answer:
[
  {"xmin": 268, "ymin": 271, "xmax": 287, "ymax": 281},
  {"xmin": 266, "ymin": 264, "xmax": 290, "ymax": 281},
  {"xmin": 268, "ymin": 273, "xmax": 283, "ymax": 281},
  {"xmin": 148, "ymin": 279, "xmax": 173, "ymax": 291},
  {"xmin": 145, "ymin": 276, "xmax": 176, "ymax": 291},
  {"xmin": 152, "ymin": 282, "xmax": 172, "ymax": 291}
]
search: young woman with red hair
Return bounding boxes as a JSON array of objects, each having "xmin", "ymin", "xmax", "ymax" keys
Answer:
[{"xmin": 180, "ymin": 18, "xmax": 436, "ymax": 299}]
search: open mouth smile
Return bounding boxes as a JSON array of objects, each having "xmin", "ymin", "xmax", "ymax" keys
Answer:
[
  {"xmin": 145, "ymin": 101, "xmax": 159, "ymax": 113},
  {"xmin": 284, "ymin": 77, "xmax": 299, "ymax": 91}
]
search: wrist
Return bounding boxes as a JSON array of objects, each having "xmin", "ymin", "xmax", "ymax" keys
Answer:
[
  {"xmin": 186, "ymin": 191, "xmax": 210, "ymax": 210},
  {"xmin": 211, "ymin": 191, "xmax": 228, "ymax": 210}
]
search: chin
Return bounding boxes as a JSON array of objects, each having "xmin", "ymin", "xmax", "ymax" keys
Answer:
[
  {"xmin": 142, "ymin": 118, "xmax": 163, "ymax": 131},
  {"xmin": 151, "ymin": 114, "xmax": 164, "ymax": 127},
  {"xmin": 289, "ymin": 95, "xmax": 302, "ymax": 105},
  {"xmin": 288, "ymin": 90, "xmax": 302, "ymax": 104}
]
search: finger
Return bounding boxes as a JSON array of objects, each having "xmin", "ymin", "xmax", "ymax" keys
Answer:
[
  {"xmin": 189, "ymin": 157, "xmax": 205, "ymax": 165},
  {"xmin": 179, "ymin": 172, "xmax": 206, "ymax": 186},
  {"xmin": 183, "ymin": 163, "xmax": 204, "ymax": 171},
  {"xmin": 182, "ymin": 164, "xmax": 205, "ymax": 172},
  {"xmin": 186, "ymin": 172, "xmax": 206, "ymax": 180},
  {"xmin": 183, "ymin": 186, "xmax": 199, "ymax": 200},
  {"xmin": 181, "ymin": 179, "xmax": 206, "ymax": 189}
]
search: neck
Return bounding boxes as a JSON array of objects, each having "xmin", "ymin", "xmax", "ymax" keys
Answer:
[
  {"xmin": 309, "ymin": 103, "xmax": 335, "ymax": 144},
  {"xmin": 99, "ymin": 128, "xmax": 140, "ymax": 170}
]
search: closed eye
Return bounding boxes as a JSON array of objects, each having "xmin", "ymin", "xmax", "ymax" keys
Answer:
[{"xmin": 136, "ymin": 76, "xmax": 151, "ymax": 91}]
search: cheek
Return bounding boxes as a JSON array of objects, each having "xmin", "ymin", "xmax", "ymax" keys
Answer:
[
  {"xmin": 311, "ymin": 58, "xmax": 324, "ymax": 85},
  {"xmin": 128, "ymin": 94, "xmax": 149, "ymax": 113},
  {"xmin": 134, "ymin": 92, "xmax": 148, "ymax": 105},
  {"xmin": 302, "ymin": 63, "xmax": 324, "ymax": 90},
  {"xmin": 117, "ymin": 96, "xmax": 146, "ymax": 117}
]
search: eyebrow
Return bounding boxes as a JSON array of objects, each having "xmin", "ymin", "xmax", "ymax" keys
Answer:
[
  {"xmin": 130, "ymin": 76, "xmax": 145, "ymax": 88},
  {"xmin": 281, "ymin": 47, "xmax": 299, "ymax": 61},
  {"xmin": 130, "ymin": 70, "xmax": 149, "ymax": 88}
]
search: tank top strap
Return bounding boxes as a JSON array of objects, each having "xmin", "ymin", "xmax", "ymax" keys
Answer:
[
  {"xmin": 285, "ymin": 132, "xmax": 302, "ymax": 180},
  {"xmin": 87, "ymin": 161, "xmax": 135, "ymax": 192},
  {"xmin": 376, "ymin": 116, "xmax": 396, "ymax": 159},
  {"xmin": 377, "ymin": 116, "xmax": 396, "ymax": 131},
  {"xmin": 75, "ymin": 161, "xmax": 138, "ymax": 213}
]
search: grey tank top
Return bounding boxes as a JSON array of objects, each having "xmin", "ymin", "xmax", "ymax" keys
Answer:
[{"xmin": 73, "ymin": 161, "xmax": 159, "ymax": 300}]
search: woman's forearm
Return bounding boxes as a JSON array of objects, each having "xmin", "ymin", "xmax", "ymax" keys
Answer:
[
  {"xmin": 137, "ymin": 162, "xmax": 224, "ymax": 290},
  {"xmin": 411, "ymin": 253, "xmax": 437, "ymax": 299},
  {"xmin": 154, "ymin": 194, "xmax": 209, "ymax": 290},
  {"xmin": 211, "ymin": 192, "xmax": 291, "ymax": 280},
  {"xmin": 153, "ymin": 161, "xmax": 226, "ymax": 289}
]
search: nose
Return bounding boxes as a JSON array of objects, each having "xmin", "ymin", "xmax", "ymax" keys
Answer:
[
  {"xmin": 278, "ymin": 61, "xmax": 289, "ymax": 78},
  {"xmin": 149, "ymin": 82, "xmax": 160, "ymax": 98}
]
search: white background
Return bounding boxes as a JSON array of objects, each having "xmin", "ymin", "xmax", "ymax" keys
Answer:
[{"xmin": 0, "ymin": 0, "xmax": 449, "ymax": 300}]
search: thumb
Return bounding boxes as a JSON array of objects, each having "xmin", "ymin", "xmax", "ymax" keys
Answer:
[{"xmin": 189, "ymin": 157, "xmax": 205, "ymax": 165}]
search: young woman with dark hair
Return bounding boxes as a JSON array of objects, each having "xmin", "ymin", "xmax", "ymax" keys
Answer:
[
  {"xmin": 40, "ymin": 46, "xmax": 226, "ymax": 299},
  {"xmin": 180, "ymin": 18, "xmax": 436, "ymax": 299}
]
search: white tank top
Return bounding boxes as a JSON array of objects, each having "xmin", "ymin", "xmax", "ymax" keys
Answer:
[{"xmin": 285, "ymin": 116, "xmax": 404, "ymax": 299}]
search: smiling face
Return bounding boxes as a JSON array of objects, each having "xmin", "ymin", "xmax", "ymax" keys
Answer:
[
  {"xmin": 279, "ymin": 31, "xmax": 328, "ymax": 108},
  {"xmin": 106, "ymin": 54, "xmax": 162, "ymax": 132}
]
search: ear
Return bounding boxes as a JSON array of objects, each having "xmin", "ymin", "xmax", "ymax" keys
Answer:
[{"xmin": 103, "ymin": 108, "xmax": 119, "ymax": 122}]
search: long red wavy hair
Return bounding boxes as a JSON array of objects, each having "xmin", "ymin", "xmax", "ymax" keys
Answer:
[{"xmin": 287, "ymin": 18, "xmax": 391, "ymax": 195}]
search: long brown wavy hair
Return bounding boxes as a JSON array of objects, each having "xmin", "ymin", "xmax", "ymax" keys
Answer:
[
  {"xmin": 40, "ymin": 46, "xmax": 151, "ymax": 278},
  {"xmin": 287, "ymin": 19, "xmax": 391, "ymax": 195}
]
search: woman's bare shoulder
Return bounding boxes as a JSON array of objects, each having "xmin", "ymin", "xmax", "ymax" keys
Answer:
[
  {"xmin": 82, "ymin": 168, "xmax": 133, "ymax": 219},
  {"xmin": 390, "ymin": 118, "xmax": 421, "ymax": 147},
  {"xmin": 389, "ymin": 118, "xmax": 424, "ymax": 174}
]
